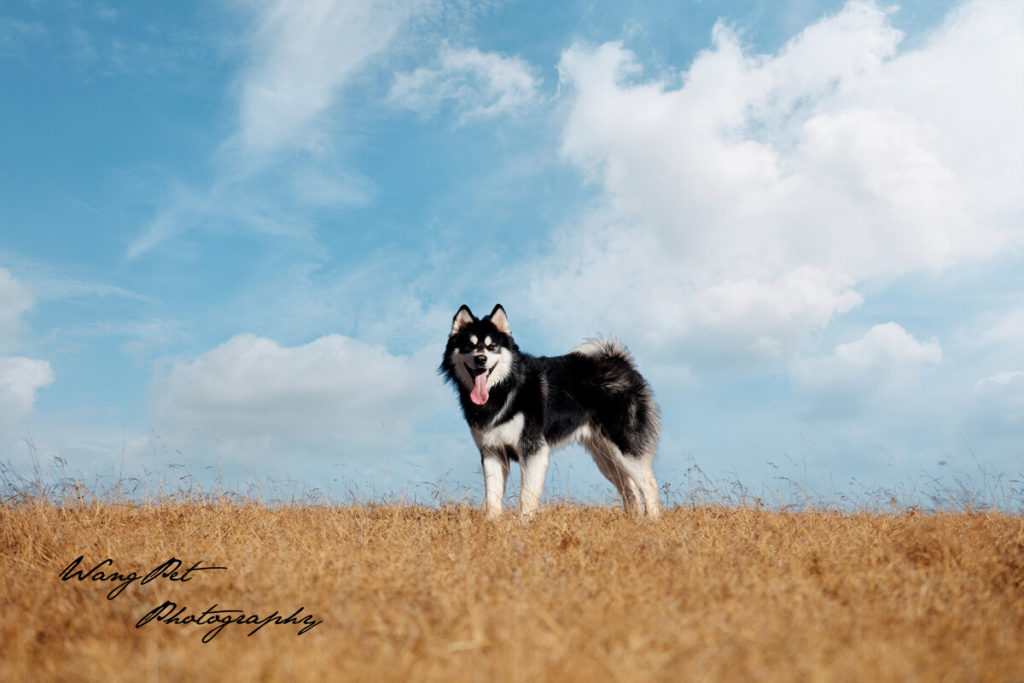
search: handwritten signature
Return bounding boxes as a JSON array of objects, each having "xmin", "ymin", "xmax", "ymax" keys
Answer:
[
  {"xmin": 137, "ymin": 602, "xmax": 322, "ymax": 643},
  {"xmin": 58, "ymin": 556, "xmax": 323, "ymax": 642},
  {"xmin": 59, "ymin": 556, "xmax": 226, "ymax": 600}
]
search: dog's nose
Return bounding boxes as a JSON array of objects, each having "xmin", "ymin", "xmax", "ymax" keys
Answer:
[{"xmin": 474, "ymin": 355, "xmax": 487, "ymax": 367}]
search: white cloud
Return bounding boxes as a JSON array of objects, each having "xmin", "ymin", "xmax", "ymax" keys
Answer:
[
  {"xmin": 684, "ymin": 268, "xmax": 864, "ymax": 361},
  {"xmin": 948, "ymin": 307, "xmax": 1024, "ymax": 389},
  {"xmin": 0, "ymin": 267, "xmax": 34, "ymax": 353},
  {"xmin": 976, "ymin": 371, "xmax": 1024, "ymax": 389},
  {"xmin": 0, "ymin": 357, "xmax": 54, "ymax": 446},
  {"xmin": 972, "ymin": 308, "xmax": 1024, "ymax": 353},
  {"xmin": 390, "ymin": 45, "xmax": 541, "ymax": 122},
  {"xmin": 972, "ymin": 371, "xmax": 1024, "ymax": 430},
  {"xmin": 533, "ymin": 0, "xmax": 1023, "ymax": 367},
  {"xmin": 149, "ymin": 333, "xmax": 443, "ymax": 464},
  {"xmin": 790, "ymin": 322, "xmax": 941, "ymax": 412},
  {"xmin": 518, "ymin": 219, "xmax": 861, "ymax": 363},
  {"xmin": 0, "ymin": 269, "xmax": 53, "ymax": 446}
]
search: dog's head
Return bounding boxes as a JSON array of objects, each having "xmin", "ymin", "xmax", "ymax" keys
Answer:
[{"xmin": 442, "ymin": 304, "xmax": 516, "ymax": 406}]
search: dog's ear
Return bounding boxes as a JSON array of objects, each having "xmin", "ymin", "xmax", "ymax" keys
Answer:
[
  {"xmin": 488, "ymin": 304, "xmax": 511, "ymax": 335},
  {"xmin": 450, "ymin": 305, "xmax": 475, "ymax": 337}
]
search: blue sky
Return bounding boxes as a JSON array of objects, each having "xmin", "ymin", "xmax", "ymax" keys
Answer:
[{"xmin": 1, "ymin": 0, "xmax": 1021, "ymax": 506}]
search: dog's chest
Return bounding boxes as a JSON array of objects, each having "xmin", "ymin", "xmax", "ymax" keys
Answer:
[{"xmin": 471, "ymin": 412, "xmax": 525, "ymax": 452}]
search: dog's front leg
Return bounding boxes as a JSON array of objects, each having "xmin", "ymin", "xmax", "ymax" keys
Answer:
[
  {"xmin": 519, "ymin": 445, "xmax": 550, "ymax": 517},
  {"xmin": 481, "ymin": 452, "xmax": 509, "ymax": 519}
]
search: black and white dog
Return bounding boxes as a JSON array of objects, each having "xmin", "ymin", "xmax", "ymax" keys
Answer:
[{"xmin": 441, "ymin": 304, "xmax": 660, "ymax": 518}]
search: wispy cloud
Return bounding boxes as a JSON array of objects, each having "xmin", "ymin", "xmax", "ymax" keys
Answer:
[
  {"xmin": 227, "ymin": 0, "xmax": 426, "ymax": 164},
  {"xmin": 0, "ymin": 252, "xmax": 151, "ymax": 305},
  {"xmin": 129, "ymin": 0, "xmax": 427, "ymax": 259},
  {"xmin": 0, "ymin": 17, "xmax": 47, "ymax": 58},
  {"xmin": 127, "ymin": 170, "xmax": 366, "ymax": 261},
  {"xmin": 390, "ymin": 44, "xmax": 542, "ymax": 123}
]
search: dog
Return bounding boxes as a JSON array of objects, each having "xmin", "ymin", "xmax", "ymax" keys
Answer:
[{"xmin": 440, "ymin": 304, "xmax": 660, "ymax": 518}]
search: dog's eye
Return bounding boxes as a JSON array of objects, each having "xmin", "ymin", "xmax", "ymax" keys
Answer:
[{"xmin": 486, "ymin": 344, "xmax": 496, "ymax": 351}]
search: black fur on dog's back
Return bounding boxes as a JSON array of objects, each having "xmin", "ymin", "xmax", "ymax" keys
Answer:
[{"xmin": 510, "ymin": 348, "xmax": 658, "ymax": 460}]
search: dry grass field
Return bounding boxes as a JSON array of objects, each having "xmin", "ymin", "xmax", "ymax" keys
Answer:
[{"xmin": 2, "ymin": 489, "xmax": 1023, "ymax": 683}]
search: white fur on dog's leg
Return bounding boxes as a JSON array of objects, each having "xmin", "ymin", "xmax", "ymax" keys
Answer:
[
  {"xmin": 616, "ymin": 455, "xmax": 661, "ymax": 518},
  {"xmin": 519, "ymin": 445, "xmax": 550, "ymax": 517},
  {"xmin": 642, "ymin": 474, "xmax": 662, "ymax": 518},
  {"xmin": 482, "ymin": 454, "xmax": 509, "ymax": 518},
  {"xmin": 630, "ymin": 457, "xmax": 661, "ymax": 518},
  {"xmin": 622, "ymin": 476, "xmax": 643, "ymax": 516},
  {"xmin": 586, "ymin": 437, "xmax": 635, "ymax": 514}
]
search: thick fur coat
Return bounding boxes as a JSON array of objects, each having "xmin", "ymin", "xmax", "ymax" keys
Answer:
[{"xmin": 441, "ymin": 304, "xmax": 660, "ymax": 517}]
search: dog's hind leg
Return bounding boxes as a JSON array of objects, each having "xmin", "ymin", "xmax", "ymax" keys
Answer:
[
  {"xmin": 518, "ymin": 444, "xmax": 550, "ymax": 517},
  {"xmin": 587, "ymin": 436, "xmax": 643, "ymax": 515},
  {"xmin": 613, "ymin": 451, "xmax": 661, "ymax": 519},
  {"xmin": 617, "ymin": 474, "xmax": 643, "ymax": 516},
  {"xmin": 592, "ymin": 435, "xmax": 660, "ymax": 518},
  {"xmin": 638, "ymin": 464, "xmax": 661, "ymax": 518}
]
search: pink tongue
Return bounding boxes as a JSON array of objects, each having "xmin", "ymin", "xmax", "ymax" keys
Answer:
[{"xmin": 470, "ymin": 372, "xmax": 489, "ymax": 405}]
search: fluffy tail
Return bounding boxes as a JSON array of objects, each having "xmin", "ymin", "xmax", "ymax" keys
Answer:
[
  {"xmin": 572, "ymin": 336, "xmax": 660, "ymax": 454},
  {"xmin": 571, "ymin": 337, "xmax": 635, "ymax": 364}
]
